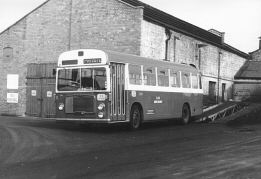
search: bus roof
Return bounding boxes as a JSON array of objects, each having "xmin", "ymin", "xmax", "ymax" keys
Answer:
[
  {"xmin": 105, "ymin": 50, "xmax": 199, "ymax": 72},
  {"xmin": 58, "ymin": 49, "xmax": 199, "ymax": 73}
]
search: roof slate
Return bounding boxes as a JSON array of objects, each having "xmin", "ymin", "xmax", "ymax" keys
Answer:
[
  {"xmin": 0, "ymin": 0, "xmax": 251, "ymax": 59},
  {"xmin": 122, "ymin": 0, "xmax": 250, "ymax": 59},
  {"xmin": 235, "ymin": 61, "xmax": 261, "ymax": 79}
]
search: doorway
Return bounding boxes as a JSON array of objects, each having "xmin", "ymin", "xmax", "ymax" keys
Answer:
[
  {"xmin": 26, "ymin": 63, "xmax": 56, "ymax": 118},
  {"xmin": 222, "ymin": 83, "xmax": 226, "ymax": 102}
]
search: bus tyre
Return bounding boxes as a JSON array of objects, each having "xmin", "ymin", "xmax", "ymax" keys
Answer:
[
  {"xmin": 181, "ymin": 104, "xmax": 191, "ymax": 125},
  {"xmin": 129, "ymin": 105, "xmax": 142, "ymax": 130}
]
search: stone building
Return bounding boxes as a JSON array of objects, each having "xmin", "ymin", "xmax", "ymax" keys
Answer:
[
  {"xmin": 0, "ymin": 0, "xmax": 250, "ymax": 116},
  {"xmin": 234, "ymin": 61, "xmax": 261, "ymax": 102},
  {"xmin": 234, "ymin": 37, "xmax": 261, "ymax": 101}
]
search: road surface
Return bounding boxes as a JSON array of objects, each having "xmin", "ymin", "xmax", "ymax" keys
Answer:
[{"xmin": 1, "ymin": 116, "xmax": 261, "ymax": 178}]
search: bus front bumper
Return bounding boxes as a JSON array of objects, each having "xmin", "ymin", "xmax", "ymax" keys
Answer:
[{"xmin": 55, "ymin": 118, "xmax": 128, "ymax": 124}]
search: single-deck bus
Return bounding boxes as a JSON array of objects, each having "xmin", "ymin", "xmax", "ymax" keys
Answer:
[{"xmin": 55, "ymin": 49, "xmax": 203, "ymax": 129}]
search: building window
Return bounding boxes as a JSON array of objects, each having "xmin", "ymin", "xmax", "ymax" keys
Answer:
[
  {"xmin": 3, "ymin": 47, "xmax": 13, "ymax": 61},
  {"xmin": 199, "ymin": 75, "xmax": 202, "ymax": 89},
  {"xmin": 221, "ymin": 83, "xmax": 226, "ymax": 102},
  {"xmin": 209, "ymin": 81, "xmax": 216, "ymax": 99}
]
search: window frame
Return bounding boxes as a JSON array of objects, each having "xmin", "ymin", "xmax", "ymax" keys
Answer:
[
  {"xmin": 3, "ymin": 47, "xmax": 13, "ymax": 60},
  {"xmin": 157, "ymin": 68, "xmax": 169, "ymax": 87},
  {"xmin": 169, "ymin": 70, "xmax": 180, "ymax": 88},
  {"xmin": 128, "ymin": 64, "xmax": 142, "ymax": 85},
  {"xmin": 181, "ymin": 72, "xmax": 191, "ymax": 88},
  {"xmin": 143, "ymin": 66, "xmax": 156, "ymax": 86},
  {"xmin": 191, "ymin": 73, "xmax": 199, "ymax": 89}
]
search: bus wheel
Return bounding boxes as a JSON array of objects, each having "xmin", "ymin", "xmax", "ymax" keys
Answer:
[
  {"xmin": 129, "ymin": 105, "xmax": 142, "ymax": 130},
  {"xmin": 181, "ymin": 104, "xmax": 190, "ymax": 125}
]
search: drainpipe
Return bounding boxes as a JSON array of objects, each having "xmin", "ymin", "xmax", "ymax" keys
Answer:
[
  {"xmin": 217, "ymin": 50, "xmax": 222, "ymax": 104},
  {"xmin": 197, "ymin": 44, "xmax": 207, "ymax": 70},
  {"xmin": 165, "ymin": 28, "xmax": 171, "ymax": 61},
  {"xmin": 68, "ymin": 0, "xmax": 73, "ymax": 50}
]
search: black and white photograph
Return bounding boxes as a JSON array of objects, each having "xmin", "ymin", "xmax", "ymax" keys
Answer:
[{"xmin": 0, "ymin": 0, "xmax": 261, "ymax": 178}]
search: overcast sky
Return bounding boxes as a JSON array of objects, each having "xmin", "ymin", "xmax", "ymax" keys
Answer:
[{"xmin": 0, "ymin": 0, "xmax": 260, "ymax": 53}]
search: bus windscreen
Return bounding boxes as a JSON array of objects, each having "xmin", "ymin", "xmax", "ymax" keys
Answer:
[{"xmin": 57, "ymin": 67, "xmax": 107, "ymax": 91}]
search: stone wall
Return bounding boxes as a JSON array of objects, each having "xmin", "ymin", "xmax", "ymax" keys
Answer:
[
  {"xmin": 0, "ymin": 0, "xmax": 143, "ymax": 115},
  {"xmin": 0, "ymin": 0, "xmax": 249, "ymax": 115},
  {"xmin": 0, "ymin": 0, "xmax": 71, "ymax": 115},
  {"xmin": 234, "ymin": 81, "xmax": 261, "ymax": 102},
  {"xmin": 70, "ymin": 0, "xmax": 143, "ymax": 55},
  {"xmin": 140, "ymin": 20, "xmax": 247, "ymax": 104}
]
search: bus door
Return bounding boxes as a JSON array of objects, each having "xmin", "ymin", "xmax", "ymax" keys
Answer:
[{"xmin": 110, "ymin": 63, "xmax": 126, "ymax": 121}]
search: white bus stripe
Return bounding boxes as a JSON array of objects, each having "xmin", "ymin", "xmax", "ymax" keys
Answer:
[{"xmin": 126, "ymin": 84, "xmax": 203, "ymax": 94}]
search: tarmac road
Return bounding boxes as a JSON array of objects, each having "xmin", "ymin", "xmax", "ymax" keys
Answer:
[{"xmin": 1, "ymin": 116, "xmax": 261, "ymax": 179}]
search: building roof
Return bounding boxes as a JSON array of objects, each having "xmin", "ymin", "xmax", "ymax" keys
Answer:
[
  {"xmin": 122, "ymin": 0, "xmax": 250, "ymax": 59},
  {"xmin": 0, "ymin": 0, "xmax": 250, "ymax": 59},
  {"xmin": 234, "ymin": 61, "xmax": 261, "ymax": 80},
  {"xmin": 249, "ymin": 48, "xmax": 261, "ymax": 55},
  {"xmin": 222, "ymin": 43, "xmax": 250, "ymax": 59}
]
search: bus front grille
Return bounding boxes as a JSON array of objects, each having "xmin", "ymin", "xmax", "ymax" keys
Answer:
[{"xmin": 65, "ymin": 95, "xmax": 94, "ymax": 113}]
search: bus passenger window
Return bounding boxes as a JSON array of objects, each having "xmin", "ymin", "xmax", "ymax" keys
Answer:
[
  {"xmin": 158, "ymin": 69, "xmax": 169, "ymax": 87},
  {"xmin": 143, "ymin": 67, "xmax": 156, "ymax": 86},
  {"xmin": 170, "ymin": 71, "xmax": 180, "ymax": 87},
  {"xmin": 128, "ymin": 64, "xmax": 141, "ymax": 85},
  {"xmin": 191, "ymin": 74, "xmax": 199, "ymax": 89},
  {"xmin": 182, "ymin": 72, "xmax": 191, "ymax": 88}
]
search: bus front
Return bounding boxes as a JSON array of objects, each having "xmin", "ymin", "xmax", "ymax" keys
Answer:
[{"xmin": 55, "ymin": 49, "xmax": 111, "ymax": 123}]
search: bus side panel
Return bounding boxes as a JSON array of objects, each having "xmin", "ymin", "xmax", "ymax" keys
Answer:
[
  {"xmin": 191, "ymin": 93, "xmax": 203, "ymax": 116},
  {"xmin": 182, "ymin": 93, "xmax": 203, "ymax": 117},
  {"xmin": 127, "ymin": 90, "xmax": 183, "ymax": 121},
  {"xmin": 127, "ymin": 90, "xmax": 203, "ymax": 121}
]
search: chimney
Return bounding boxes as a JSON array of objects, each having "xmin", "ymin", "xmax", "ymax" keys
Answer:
[
  {"xmin": 259, "ymin": 36, "xmax": 261, "ymax": 49},
  {"xmin": 221, "ymin": 32, "xmax": 225, "ymax": 44},
  {"xmin": 208, "ymin": 29, "xmax": 225, "ymax": 44}
]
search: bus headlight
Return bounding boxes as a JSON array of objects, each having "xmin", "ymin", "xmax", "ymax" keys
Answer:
[
  {"xmin": 58, "ymin": 103, "xmax": 64, "ymax": 111},
  {"xmin": 98, "ymin": 112, "xmax": 104, "ymax": 118},
  {"xmin": 98, "ymin": 103, "xmax": 105, "ymax": 110}
]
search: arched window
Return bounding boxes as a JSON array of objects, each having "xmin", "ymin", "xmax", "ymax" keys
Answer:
[{"xmin": 3, "ymin": 47, "xmax": 13, "ymax": 60}]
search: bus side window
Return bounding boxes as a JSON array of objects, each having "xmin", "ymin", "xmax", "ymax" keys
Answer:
[
  {"xmin": 191, "ymin": 74, "xmax": 199, "ymax": 89},
  {"xmin": 158, "ymin": 69, "xmax": 169, "ymax": 87},
  {"xmin": 170, "ymin": 70, "xmax": 180, "ymax": 87},
  {"xmin": 143, "ymin": 67, "xmax": 156, "ymax": 86},
  {"xmin": 129, "ymin": 64, "xmax": 142, "ymax": 85},
  {"xmin": 182, "ymin": 72, "xmax": 191, "ymax": 88}
]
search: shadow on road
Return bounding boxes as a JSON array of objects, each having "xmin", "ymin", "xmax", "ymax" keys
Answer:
[
  {"xmin": 10, "ymin": 117, "xmax": 194, "ymax": 134},
  {"xmin": 227, "ymin": 109, "xmax": 261, "ymax": 127}
]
